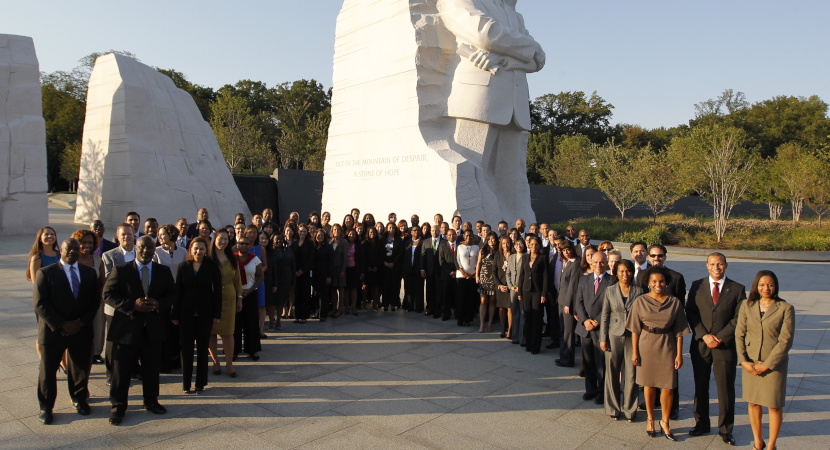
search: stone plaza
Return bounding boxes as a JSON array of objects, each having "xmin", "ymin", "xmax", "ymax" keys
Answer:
[{"xmin": 0, "ymin": 203, "xmax": 828, "ymax": 448}]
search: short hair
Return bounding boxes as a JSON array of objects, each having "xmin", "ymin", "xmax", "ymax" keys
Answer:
[
  {"xmin": 116, "ymin": 222, "xmax": 133, "ymax": 234},
  {"xmin": 608, "ymin": 249, "xmax": 622, "ymax": 258},
  {"xmin": 144, "ymin": 217, "xmax": 158, "ymax": 225},
  {"xmin": 498, "ymin": 220, "xmax": 508, "ymax": 227},
  {"xmin": 615, "ymin": 259, "xmax": 635, "ymax": 277},
  {"xmin": 708, "ymin": 252, "xmax": 727, "ymax": 263},
  {"xmin": 647, "ymin": 244, "xmax": 667, "ymax": 255},
  {"xmin": 159, "ymin": 224, "xmax": 179, "ymax": 239},
  {"xmin": 644, "ymin": 266, "xmax": 670, "ymax": 284},
  {"xmin": 70, "ymin": 229, "xmax": 98, "ymax": 250},
  {"xmin": 630, "ymin": 241, "xmax": 647, "ymax": 252}
]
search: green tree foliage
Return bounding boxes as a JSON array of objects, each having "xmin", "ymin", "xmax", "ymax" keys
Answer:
[
  {"xmin": 41, "ymin": 80, "xmax": 85, "ymax": 191},
  {"xmin": 773, "ymin": 143, "xmax": 814, "ymax": 221},
  {"xmin": 209, "ymin": 92, "xmax": 270, "ymax": 174},
  {"xmin": 742, "ymin": 95, "xmax": 830, "ymax": 158},
  {"xmin": 530, "ymin": 91, "xmax": 620, "ymax": 144},
  {"xmin": 58, "ymin": 141, "xmax": 82, "ymax": 192},
  {"xmin": 805, "ymin": 158, "xmax": 830, "ymax": 227},
  {"xmin": 526, "ymin": 130, "xmax": 555, "ymax": 184},
  {"xmin": 273, "ymin": 80, "xmax": 331, "ymax": 170},
  {"xmin": 156, "ymin": 68, "xmax": 215, "ymax": 121},
  {"xmin": 635, "ymin": 148, "xmax": 686, "ymax": 223},
  {"xmin": 550, "ymin": 134, "xmax": 596, "ymax": 188},
  {"xmin": 749, "ymin": 158, "xmax": 787, "ymax": 220},
  {"xmin": 591, "ymin": 141, "xmax": 640, "ymax": 221}
]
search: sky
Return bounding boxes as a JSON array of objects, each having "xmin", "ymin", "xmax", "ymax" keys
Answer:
[{"xmin": 3, "ymin": 0, "xmax": 828, "ymax": 129}]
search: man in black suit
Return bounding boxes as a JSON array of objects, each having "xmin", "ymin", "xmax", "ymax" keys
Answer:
[
  {"xmin": 575, "ymin": 251, "xmax": 614, "ymax": 404},
  {"xmin": 92, "ymin": 219, "xmax": 117, "ymax": 256},
  {"xmin": 103, "ymin": 236, "xmax": 176, "ymax": 425},
  {"xmin": 33, "ymin": 239, "xmax": 100, "ymax": 424},
  {"xmin": 637, "ymin": 244, "xmax": 686, "ymax": 419},
  {"xmin": 686, "ymin": 253, "xmax": 746, "ymax": 445},
  {"xmin": 421, "ymin": 226, "xmax": 442, "ymax": 317},
  {"xmin": 186, "ymin": 208, "xmax": 209, "ymax": 239},
  {"xmin": 629, "ymin": 241, "xmax": 649, "ymax": 280},
  {"xmin": 436, "ymin": 227, "xmax": 458, "ymax": 321},
  {"xmin": 544, "ymin": 232, "xmax": 562, "ymax": 349}
]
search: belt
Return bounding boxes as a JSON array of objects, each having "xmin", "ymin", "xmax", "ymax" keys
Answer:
[{"xmin": 641, "ymin": 323, "xmax": 672, "ymax": 335}]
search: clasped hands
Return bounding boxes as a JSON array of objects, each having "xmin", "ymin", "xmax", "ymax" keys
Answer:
[
  {"xmin": 60, "ymin": 319, "xmax": 83, "ymax": 336},
  {"xmin": 134, "ymin": 297, "xmax": 159, "ymax": 313},
  {"xmin": 741, "ymin": 361, "xmax": 769, "ymax": 376},
  {"xmin": 583, "ymin": 318, "xmax": 599, "ymax": 331},
  {"xmin": 702, "ymin": 334, "xmax": 722, "ymax": 349}
]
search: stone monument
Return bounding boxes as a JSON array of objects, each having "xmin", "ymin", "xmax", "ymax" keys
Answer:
[
  {"xmin": 321, "ymin": 0, "xmax": 545, "ymax": 225},
  {"xmin": 75, "ymin": 53, "xmax": 250, "ymax": 228},
  {"xmin": 0, "ymin": 34, "xmax": 48, "ymax": 235}
]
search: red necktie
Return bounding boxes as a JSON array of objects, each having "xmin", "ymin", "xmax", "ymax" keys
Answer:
[
  {"xmin": 594, "ymin": 276, "xmax": 600, "ymax": 294},
  {"xmin": 712, "ymin": 282, "xmax": 720, "ymax": 305}
]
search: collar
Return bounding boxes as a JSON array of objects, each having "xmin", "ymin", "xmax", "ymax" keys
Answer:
[
  {"xmin": 136, "ymin": 260, "xmax": 152, "ymax": 271},
  {"xmin": 60, "ymin": 260, "xmax": 78, "ymax": 271}
]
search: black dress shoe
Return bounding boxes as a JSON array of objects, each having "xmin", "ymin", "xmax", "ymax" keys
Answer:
[
  {"xmin": 144, "ymin": 403, "xmax": 167, "ymax": 414},
  {"xmin": 74, "ymin": 402, "xmax": 91, "ymax": 415},
  {"xmin": 109, "ymin": 410, "xmax": 124, "ymax": 425},
  {"xmin": 719, "ymin": 432, "xmax": 736, "ymax": 446},
  {"xmin": 250, "ymin": 353, "xmax": 260, "ymax": 361},
  {"xmin": 669, "ymin": 410, "xmax": 678, "ymax": 420},
  {"xmin": 93, "ymin": 355, "xmax": 105, "ymax": 364},
  {"xmin": 578, "ymin": 371, "xmax": 585, "ymax": 377},
  {"xmin": 554, "ymin": 359, "xmax": 574, "ymax": 368},
  {"xmin": 688, "ymin": 426, "xmax": 710, "ymax": 437},
  {"xmin": 582, "ymin": 393, "xmax": 595, "ymax": 401},
  {"xmin": 545, "ymin": 343, "xmax": 558, "ymax": 349},
  {"xmin": 38, "ymin": 409, "xmax": 53, "ymax": 424},
  {"xmin": 594, "ymin": 397, "xmax": 604, "ymax": 405}
]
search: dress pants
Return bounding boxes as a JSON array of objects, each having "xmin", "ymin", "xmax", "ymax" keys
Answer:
[
  {"xmin": 294, "ymin": 273, "xmax": 312, "ymax": 320},
  {"xmin": 455, "ymin": 277, "xmax": 477, "ymax": 323},
  {"xmin": 605, "ymin": 334, "xmax": 637, "ymax": 419},
  {"xmin": 543, "ymin": 298, "xmax": 559, "ymax": 345},
  {"xmin": 381, "ymin": 267, "xmax": 402, "ymax": 308},
  {"xmin": 92, "ymin": 303, "xmax": 105, "ymax": 356},
  {"xmin": 522, "ymin": 292, "xmax": 544, "ymax": 352},
  {"xmin": 404, "ymin": 272, "xmax": 424, "ymax": 312},
  {"xmin": 558, "ymin": 304, "xmax": 577, "ymax": 365},
  {"xmin": 38, "ymin": 329, "xmax": 93, "ymax": 410},
  {"xmin": 234, "ymin": 290, "xmax": 262, "ymax": 356},
  {"xmin": 691, "ymin": 346, "xmax": 736, "ymax": 434},
  {"xmin": 425, "ymin": 273, "xmax": 439, "ymax": 316},
  {"xmin": 438, "ymin": 278, "xmax": 455, "ymax": 319},
  {"xmin": 581, "ymin": 332, "xmax": 605, "ymax": 398},
  {"xmin": 109, "ymin": 327, "xmax": 161, "ymax": 411},
  {"xmin": 313, "ymin": 280, "xmax": 330, "ymax": 319},
  {"xmin": 510, "ymin": 290, "xmax": 525, "ymax": 344},
  {"xmin": 179, "ymin": 314, "xmax": 213, "ymax": 391}
]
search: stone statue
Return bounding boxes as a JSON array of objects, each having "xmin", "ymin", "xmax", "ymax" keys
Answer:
[
  {"xmin": 74, "ymin": 53, "xmax": 250, "ymax": 228},
  {"xmin": 321, "ymin": 0, "xmax": 545, "ymax": 226},
  {"xmin": 0, "ymin": 34, "xmax": 48, "ymax": 235}
]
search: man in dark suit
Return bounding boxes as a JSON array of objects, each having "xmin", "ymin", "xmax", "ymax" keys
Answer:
[
  {"xmin": 103, "ymin": 236, "xmax": 175, "ymax": 425},
  {"xmin": 92, "ymin": 219, "xmax": 117, "ymax": 256},
  {"xmin": 436, "ymin": 228, "xmax": 458, "ymax": 321},
  {"xmin": 33, "ymin": 239, "xmax": 100, "ymax": 424},
  {"xmin": 544, "ymin": 232, "xmax": 562, "ymax": 349},
  {"xmin": 186, "ymin": 208, "xmax": 208, "ymax": 239},
  {"xmin": 575, "ymin": 251, "xmax": 614, "ymax": 404},
  {"xmin": 686, "ymin": 253, "xmax": 746, "ymax": 445},
  {"xmin": 637, "ymin": 243, "xmax": 687, "ymax": 419},
  {"xmin": 421, "ymin": 226, "xmax": 442, "ymax": 317},
  {"xmin": 101, "ymin": 223, "xmax": 137, "ymax": 381},
  {"xmin": 629, "ymin": 241, "xmax": 649, "ymax": 281}
]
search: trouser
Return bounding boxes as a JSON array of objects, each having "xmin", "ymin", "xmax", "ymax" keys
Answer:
[
  {"xmin": 691, "ymin": 347, "xmax": 736, "ymax": 433},
  {"xmin": 313, "ymin": 280, "xmax": 331, "ymax": 319},
  {"xmin": 404, "ymin": 272, "xmax": 425, "ymax": 311},
  {"xmin": 455, "ymin": 277, "xmax": 477, "ymax": 323},
  {"xmin": 295, "ymin": 273, "xmax": 312, "ymax": 320},
  {"xmin": 510, "ymin": 290, "xmax": 525, "ymax": 344},
  {"xmin": 38, "ymin": 330, "xmax": 92, "ymax": 410},
  {"xmin": 522, "ymin": 291, "xmax": 544, "ymax": 352},
  {"xmin": 543, "ymin": 296, "xmax": 559, "ymax": 344},
  {"xmin": 381, "ymin": 267, "xmax": 402, "ymax": 308},
  {"xmin": 438, "ymin": 277, "xmax": 455, "ymax": 319},
  {"xmin": 425, "ymin": 274, "xmax": 439, "ymax": 315},
  {"xmin": 234, "ymin": 290, "xmax": 261, "ymax": 356},
  {"xmin": 109, "ymin": 331, "xmax": 161, "ymax": 411},
  {"xmin": 179, "ymin": 315, "xmax": 213, "ymax": 391},
  {"xmin": 604, "ymin": 334, "xmax": 637, "ymax": 419},
  {"xmin": 581, "ymin": 332, "xmax": 605, "ymax": 397},
  {"xmin": 92, "ymin": 303, "xmax": 104, "ymax": 356},
  {"xmin": 558, "ymin": 304, "xmax": 576, "ymax": 365}
]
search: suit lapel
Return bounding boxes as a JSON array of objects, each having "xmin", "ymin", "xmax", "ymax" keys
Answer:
[{"xmin": 760, "ymin": 301, "xmax": 779, "ymax": 323}]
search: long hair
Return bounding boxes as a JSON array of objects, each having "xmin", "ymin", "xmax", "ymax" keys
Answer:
[
  {"xmin": 71, "ymin": 229, "xmax": 99, "ymax": 252},
  {"xmin": 480, "ymin": 232, "xmax": 499, "ymax": 257},
  {"xmin": 208, "ymin": 229, "xmax": 235, "ymax": 263},
  {"xmin": 499, "ymin": 235, "xmax": 514, "ymax": 257},
  {"xmin": 747, "ymin": 270, "xmax": 781, "ymax": 305},
  {"xmin": 27, "ymin": 227, "xmax": 58, "ymax": 280}
]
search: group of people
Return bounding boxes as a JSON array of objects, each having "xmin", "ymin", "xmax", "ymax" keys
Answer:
[{"xmin": 29, "ymin": 208, "xmax": 795, "ymax": 449}]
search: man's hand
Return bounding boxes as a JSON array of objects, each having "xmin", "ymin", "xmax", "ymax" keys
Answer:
[
  {"xmin": 583, "ymin": 319, "xmax": 598, "ymax": 331},
  {"xmin": 134, "ymin": 297, "xmax": 157, "ymax": 313},
  {"xmin": 563, "ymin": 306, "xmax": 570, "ymax": 315},
  {"xmin": 703, "ymin": 334, "xmax": 722, "ymax": 349},
  {"xmin": 60, "ymin": 320, "xmax": 83, "ymax": 336},
  {"xmin": 600, "ymin": 342, "xmax": 609, "ymax": 352}
]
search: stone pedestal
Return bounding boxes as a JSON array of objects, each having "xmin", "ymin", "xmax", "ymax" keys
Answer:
[
  {"xmin": 74, "ymin": 53, "xmax": 250, "ymax": 228},
  {"xmin": 0, "ymin": 34, "xmax": 48, "ymax": 235},
  {"xmin": 321, "ymin": 0, "xmax": 541, "ymax": 226}
]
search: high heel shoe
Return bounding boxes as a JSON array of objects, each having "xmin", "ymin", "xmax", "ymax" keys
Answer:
[
  {"xmin": 646, "ymin": 419, "xmax": 657, "ymax": 437},
  {"xmin": 751, "ymin": 442, "xmax": 766, "ymax": 450},
  {"xmin": 660, "ymin": 420, "xmax": 677, "ymax": 441}
]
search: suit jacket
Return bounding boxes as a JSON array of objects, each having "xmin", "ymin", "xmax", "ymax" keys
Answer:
[
  {"xmin": 556, "ymin": 257, "xmax": 582, "ymax": 308},
  {"xmin": 546, "ymin": 249, "xmax": 560, "ymax": 299},
  {"xmin": 575, "ymin": 273, "xmax": 615, "ymax": 339},
  {"xmin": 33, "ymin": 263, "xmax": 100, "ymax": 345},
  {"xmin": 403, "ymin": 239, "xmax": 424, "ymax": 273},
  {"xmin": 381, "ymin": 236, "xmax": 404, "ymax": 271},
  {"xmin": 686, "ymin": 277, "xmax": 747, "ymax": 361},
  {"xmin": 103, "ymin": 261, "xmax": 176, "ymax": 345},
  {"xmin": 436, "ymin": 240, "xmax": 457, "ymax": 281},
  {"xmin": 517, "ymin": 254, "xmax": 548, "ymax": 294},
  {"xmin": 94, "ymin": 238, "xmax": 118, "ymax": 256},
  {"xmin": 437, "ymin": 0, "xmax": 544, "ymax": 130},
  {"xmin": 599, "ymin": 283, "xmax": 644, "ymax": 343},
  {"xmin": 735, "ymin": 299, "xmax": 795, "ymax": 372},
  {"xmin": 330, "ymin": 238, "xmax": 349, "ymax": 275},
  {"xmin": 173, "ymin": 259, "xmax": 223, "ymax": 321},
  {"xmin": 420, "ymin": 237, "xmax": 441, "ymax": 277},
  {"xmin": 506, "ymin": 252, "xmax": 523, "ymax": 289},
  {"xmin": 637, "ymin": 265, "xmax": 687, "ymax": 303}
]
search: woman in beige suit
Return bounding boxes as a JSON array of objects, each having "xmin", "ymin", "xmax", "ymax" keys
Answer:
[
  {"xmin": 736, "ymin": 270, "xmax": 795, "ymax": 450},
  {"xmin": 600, "ymin": 259, "xmax": 642, "ymax": 422}
]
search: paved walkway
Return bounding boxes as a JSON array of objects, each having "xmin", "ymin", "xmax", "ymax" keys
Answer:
[{"xmin": 1, "ymin": 206, "xmax": 828, "ymax": 448}]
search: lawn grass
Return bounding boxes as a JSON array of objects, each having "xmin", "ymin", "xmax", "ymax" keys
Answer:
[{"xmin": 546, "ymin": 216, "xmax": 830, "ymax": 251}]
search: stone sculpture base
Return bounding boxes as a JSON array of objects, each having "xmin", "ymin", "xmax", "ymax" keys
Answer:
[{"xmin": 0, "ymin": 34, "xmax": 48, "ymax": 235}]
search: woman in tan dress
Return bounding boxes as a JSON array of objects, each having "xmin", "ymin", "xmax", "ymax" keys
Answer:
[
  {"xmin": 736, "ymin": 270, "xmax": 795, "ymax": 450},
  {"xmin": 208, "ymin": 229, "xmax": 243, "ymax": 377},
  {"xmin": 627, "ymin": 267, "xmax": 689, "ymax": 441}
]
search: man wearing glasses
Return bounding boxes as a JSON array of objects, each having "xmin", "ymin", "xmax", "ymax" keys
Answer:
[{"xmin": 636, "ymin": 243, "xmax": 687, "ymax": 420}]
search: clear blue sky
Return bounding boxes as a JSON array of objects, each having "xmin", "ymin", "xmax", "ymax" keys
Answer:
[{"xmin": 4, "ymin": 0, "xmax": 828, "ymax": 129}]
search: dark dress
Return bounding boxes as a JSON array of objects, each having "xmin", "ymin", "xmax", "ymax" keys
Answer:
[
  {"xmin": 293, "ymin": 240, "xmax": 315, "ymax": 320},
  {"xmin": 268, "ymin": 245, "xmax": 296, "ymax": 309},
  {"xmin": 362, "ymin": 240, "xmax": 382, "ymax": 288},
  {"xmin": 494, "ymin": 252, "xmax": 511, "ymax": 308},
  {"xmin": 312, "ymin": 243, "xmax": 334, "ymax": 318},
  {"xmin": 478, "ymin": 252, "xmax": 497, "ymax": 296}
]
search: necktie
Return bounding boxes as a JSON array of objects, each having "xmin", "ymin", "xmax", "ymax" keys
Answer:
[
  {"xmin": 141, "ymin": 266, "xmax": 150, "ymax": 297},
  {"xmin": 70, "ymin": 266, "xmax": 80, "ymax": 299},
  {"xmin": 451, "ymin": 243, "xmax": 455, "ymax": 253},
  {"xmin": 594, "ymin": 276, "xmax": 600, "ymax": 295},
  {"xmin": 712, "ymin": 281, "xmax": 720, "ymax": 305}
]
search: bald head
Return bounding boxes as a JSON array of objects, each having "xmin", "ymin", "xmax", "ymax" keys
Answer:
[{"xmin": 591, "ymin": 250, "xmax": 608, "ymax": 275}]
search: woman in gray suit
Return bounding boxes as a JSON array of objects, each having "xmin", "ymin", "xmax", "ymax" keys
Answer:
[
  {"xmin": 506, "ymin": 238, "xmax": 525, "ymax": 345},
  {"xmin": 556, "ymin": 241, "xmax": 581, "ymax": 367},
  {"xmin": 736, "ymin": 270, "xmax": 795, "ymax": 450},
  {"xmin": 600, "ymin": 259, "xmax": 642, "ymax": 422}
]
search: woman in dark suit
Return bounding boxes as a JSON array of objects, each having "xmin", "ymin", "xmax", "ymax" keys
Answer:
[
  {"xmin": 381, "ymin": 222, "xmax": 404, "ymax": 311},
  {"xmin": 736, "ymin": 270, "xmax": 795, "ymax": 450},
  {"xmin": 293, "ymin": 224, "xmax": 315, "ymax": 323},
  {"xmin": 517, "ymin": 235, "xmax": 548, "ymax": 355},
  {"xmin": 173, "ymin": 237, "xmax": 222, "ymax": 393},
  {"xmin": 507, "ymin": 238, "xmax": 525, "ymax": 345},
  {"xmin": 402, "ymin": 226, "xmax": 424, "ymax": 312},
  {"xmin": 362, "ymin": 227, "xmax": 383, "ymax": 311},
  {"xmin": 556, "ymin": 240, "xmax": 581, "ymax": 367},
  {"xmin": 311, "ymin": 229, "xmax": 334, "ymax": 321},
  {"xmin": 268, "ymin": 233, "xmax": 296, "ymax": 329},
  {"xmin": 329, "ymin": 224, "xmax": 349, "ymax": 318},
  {"xmin": 599, "ymin": 259, "xmax": 642, "ymax": 422},
  {"xmin": 344, "ymin": 228, "xmax": 364, "ymax": 315}
]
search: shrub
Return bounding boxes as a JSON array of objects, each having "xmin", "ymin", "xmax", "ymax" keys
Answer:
[{"xmin": 617, "ymin": 226, "xmax": 670, "ymax": 246}]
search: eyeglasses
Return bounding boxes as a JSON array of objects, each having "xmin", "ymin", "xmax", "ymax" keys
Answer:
[{"xmin": 649, "ymin": 254, "xmax": 665, "ymax": 258}]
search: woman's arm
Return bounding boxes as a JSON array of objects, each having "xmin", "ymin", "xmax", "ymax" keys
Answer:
[
  {"xmin": 675, "ymin": 335, "xmax": 684, "ymax": 370},
  {"xmin": 631, "ymin": 332, "xmax": 640, "ymax": 366}
]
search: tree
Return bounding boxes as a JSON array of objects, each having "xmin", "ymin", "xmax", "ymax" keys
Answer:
[
  {"xmin": 693, "ymin": 89, "xmax": 748, "ymax": 119},
  {"xmin": 742, "ymin": 95, "xmax": 830, "ymax": 158},
  {"xmin": 750, "ymin": 158, "xmax": 787, "ymax": 220},
  {"xmin": 156, "ymin": 68, "xmax": 215, "ymax": 121},
  {"xmin": 550, "ymin": 134, "xmax": 596, "ymax": 188},
  {"xmin": 804, "ymin": 157, "xmax": 830, "ymax": 226},
  {"xmin": 272, "ymin": 79, "xmax": 331, "ymax": 170},
  {"xmin": 669, "ymin": 125, "xmax": 757, "ymax": 241},
  {"xmin": 635, "ymin": 148, "xmax": 685, "ymax": 223},
  {"xmin": 591, "ymin": 141, "xmax": 640, "ymax": 221},
  {"xmin": 58, "ymin": 141, "xmax": 82, "ymax": 192},
  {"xmin": 41, "ymin": 81, "xmax": 85, "ymax": 191},
  {"xmin": 526, "ymin": 130, "xmax": 554, "ymax": 184},
  {"xmin": 209, "ymin": 92, "xmax": 269, "ymax": 174},
  {"xmin": 530, "ymin": 91, "xmax": 620, "ymax": 144},
  {"xmin": 773, "ymin": 143, "xmax": 813, "ymax": 221}
]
